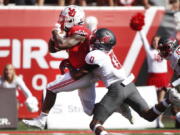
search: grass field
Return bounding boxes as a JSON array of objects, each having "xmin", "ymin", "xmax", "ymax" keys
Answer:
[{"xmin": 0, "ymin": 117, "xmax": 180, "ymax": 135}]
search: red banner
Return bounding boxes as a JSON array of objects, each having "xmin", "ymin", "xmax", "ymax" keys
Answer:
[{"xmin": 0, "ymin": 7, "xmax": 172, "ymax": 118}]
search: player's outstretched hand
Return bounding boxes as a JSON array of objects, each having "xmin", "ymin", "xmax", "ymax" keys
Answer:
[{"xmin": 52, "ymin": 23, "xmax": 66, "ymax": 41}]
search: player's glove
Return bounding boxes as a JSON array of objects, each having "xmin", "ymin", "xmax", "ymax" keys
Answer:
[
  {"xmin": 53, "ymin": 23, "xmax": 61, "ymax": 34},
  {"xmin": 25, "ymin": 96, "xmax": 39, "ymax": 113},
  {"xmin": 50, "ymin": 23, "xmax": 66, "ymax": 52},
  {"xmin": 52, "ymin": 23, "xmax": 66, "ymax": 40}
]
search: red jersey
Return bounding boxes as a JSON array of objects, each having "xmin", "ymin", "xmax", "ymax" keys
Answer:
[{"xmin": 67, "ymin": 25, "xmax": 91, "ymax": 68}]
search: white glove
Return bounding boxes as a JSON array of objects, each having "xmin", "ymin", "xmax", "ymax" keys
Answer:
[
  {"xmin": 52, "ymin": 23, "xmax": 66, "ymax": 38},
  {"xmin": 25, "ymin": 96, "xmax": 39, "ymax": 113},
  {"xmin": 85, "ymin": 16, "xmax": 98, "ymax": 32},
  {"xmin": 53, "ymin": 23, "xmax": 61, "ymax": 34}
]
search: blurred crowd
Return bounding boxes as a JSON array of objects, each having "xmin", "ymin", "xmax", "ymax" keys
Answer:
[{"xmin": 0, "ymin": 0, "xmax": 179, "ymax": 10}]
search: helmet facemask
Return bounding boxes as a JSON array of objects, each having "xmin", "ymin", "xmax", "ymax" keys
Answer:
[
  {"xmin": 158, "ymin": 37, "xmax": 179, "ymax": 58},
  {"xmin": 158, "ymin": 43, "xmax": 172, "ymax": 58},
  {"xmin": 91, "ymin": 39, "xmax": 114, "ymax": 52}
]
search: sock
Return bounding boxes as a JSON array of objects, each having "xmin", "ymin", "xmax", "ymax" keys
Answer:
[{"xmin": 39, "ymin": 112, "xmax": 48, "ymax": 122}]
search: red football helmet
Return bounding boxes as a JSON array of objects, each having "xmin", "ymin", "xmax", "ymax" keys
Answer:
[{"xmin": 158, "ymin": 37, "xmax": 179, "ymax": 58}]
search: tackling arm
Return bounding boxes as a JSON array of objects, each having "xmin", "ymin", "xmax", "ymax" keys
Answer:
[
  {"xmin": 59, "ymin": 59, "xmax": 99, "ymax": 80},
  {"xmin": 52, "ymin": 30, "xmax": 86, "ymax": 50},
  {"xmin": 69, "ymin": 64, "xmax": 99, "ymax": 80},
  {"xmin": 172, "ymin": 78, "xmax": 180, "ymax": 87}
]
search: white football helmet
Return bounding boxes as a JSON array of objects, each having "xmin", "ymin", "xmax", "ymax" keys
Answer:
[{"xmin": 58, "ymin": 5, "xmax": 85, "ymax": 31}]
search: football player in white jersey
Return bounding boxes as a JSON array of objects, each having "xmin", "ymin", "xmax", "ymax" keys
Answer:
[
  {"xmin": 0, "ymin": 64, "xmax": 38, "ymax": 112},
  {"xmin": 158, "ymin": 37, "xmax": 180, "ymax": 128},
  {"xmin": 84, "ymin": 15, "xmax": 133, "ymax": 124},
  {"xmin": 70, "ymin": 28, "xmax": 180, "ymax": 135}
]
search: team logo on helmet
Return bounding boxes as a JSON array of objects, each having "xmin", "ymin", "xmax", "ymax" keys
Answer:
[
  {"xmin": 176, "ymin": 47, "xmax": 180, "ymax": 55},
  {"xmin": 101, "ymin": 36, "xmax": 111, "ymax": 44},
  {"xmin": 68, "ymin": 8, "xmax": 76, "ymax": 17}
]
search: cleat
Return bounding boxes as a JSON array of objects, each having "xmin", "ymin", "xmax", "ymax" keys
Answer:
[
  {"xmin": 176, "ymin": 119, "xmax": 180, "ymax": 129},
  {"xmin": 156, "ymin": 118, "xmax": 164, "ymax": 128},
  {"xmin": 22, "ymin": 116, "xmax": 46, "ymax": 130}
]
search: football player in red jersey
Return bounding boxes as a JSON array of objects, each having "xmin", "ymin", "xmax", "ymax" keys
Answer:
[{"xmin": 22, "ymin": 5, "xmax": 98, "ymax": 129}]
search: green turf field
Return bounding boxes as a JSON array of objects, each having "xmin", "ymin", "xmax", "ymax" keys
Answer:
[{"xmin": 0, "ymin": 117, "xmax": 180, "ymax": 135}]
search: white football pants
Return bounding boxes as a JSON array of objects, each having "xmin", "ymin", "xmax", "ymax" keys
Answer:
[{"xmin": 47, "ymin": 72, "xmax": 97, "ymax": 115}]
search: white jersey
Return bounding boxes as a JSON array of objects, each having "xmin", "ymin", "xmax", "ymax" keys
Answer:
[
  {"xmin": 140, "ymin": 31, "xmax": 168, "ymax": 73},
  {"xmin": 167, "ymin": 46, "xmax": 180, "ymax": 76},
  {"xmin": 85, "ymin": 50, "xmax": 128, "ymax": 87},
  {"xmin": 0, "ymin": 76, "xmax": 32, "ymax": 98}
]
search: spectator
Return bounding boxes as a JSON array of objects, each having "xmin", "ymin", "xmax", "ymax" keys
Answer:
[
  {"xmin": 134, "ymin": 0, "xmax": 151, "ymax": 9},
  {"xmin": 40, "ymin": 0, "xmax": 66, "ymax": 6},
  {"xmin": 169, "ymin": 0, "xmax": 180, "ymax": 11},
  {"xmin": 96, "ymin": 0, "xmax": 114, "ymax": 6},
  {"xmin": 14, "ymin": 0, "xmax": 36, "ymax": 5},
  {"xmin": 69, "ymin": 0, "xmax": 87, "ymax": 6},
  {"xmin": 149, "ymin": 0, "xmax": 168, "ymax": 8},
  {"xmin": 0, "ymin": 0, "xmax": 9, "ymax": 5},
  {"xmin": 139, "ymin": 32, "xmax": 169, "ymax": 128},
  {"xmin": 37, "ymin": 0, "xmax": 44, "ymax": 5},
  {"xmin": 57, "ymin": 0, "xmax": 65, "ymax": 6},
  {"xmin": 0, "ymin": 64, "xmax": 39, "ymax": 113},
  {"xmin": 0, "ymin": 0, "xmax": 3, "ymax": 5},
  {"xmin": 114, "ymin": 0, "xmax": 151, "ymax": 9}
]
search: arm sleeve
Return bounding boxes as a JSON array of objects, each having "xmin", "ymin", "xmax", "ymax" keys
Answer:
[
  {"xmin": 172, "ymin": 78, "xmax": 180, "ymax": 87},
  {"xmin": 16, "ymin": 77, "xmax": 32, "ymax": 98},
  {"xmin": 139, "ymin": 31, "xmax": 154, "ymax": 59}
]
